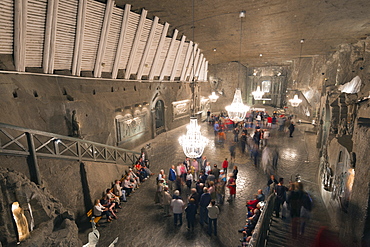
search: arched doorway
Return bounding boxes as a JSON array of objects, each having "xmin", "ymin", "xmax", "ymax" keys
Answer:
[{"xmin": 154, "ymin": 100, "xmax": 165, "ymax": 135}]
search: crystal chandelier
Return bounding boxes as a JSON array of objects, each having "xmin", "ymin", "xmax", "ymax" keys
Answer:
[
  {"xmin": 208, "ymin": 92, "xmax": 219, "ymax": 103},
  {"xmin": 252, "ymin": 86, "xmax": 264, "ymax": 100},
  {"xmin": 179, "ymin": 117, "xmax": 208, "ymax": 158},
  {"xmin": 225, "ymin": 88, "xmax": 250, "ymax": 122},
  {"xmin": 289, "ymin": 94, "xmax": 302, "ymax": 107}
]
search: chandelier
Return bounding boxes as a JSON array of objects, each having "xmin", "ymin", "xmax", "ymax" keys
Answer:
[
  {"xmin": 225, "ymin": 88, "xmax": 250, "ymax": 122},
  {"xmin": 208, "ymin": 92, "xmax": 219, "ymax": 102},
  {"xmin": 179, "ymin": 117, "xmax": 208, "ymax": 158},
  {"xmin": 252, "ymin": 86, "xmax": 264, "ymax": 100},
  {"xmin": 289, "ymin": 94, "xmax": 302, "ymax": 107}
]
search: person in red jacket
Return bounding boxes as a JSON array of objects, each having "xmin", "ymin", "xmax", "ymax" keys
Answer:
[{"xmin": 222, "ymin": 158, "xmax": 229, "ymax": 174}]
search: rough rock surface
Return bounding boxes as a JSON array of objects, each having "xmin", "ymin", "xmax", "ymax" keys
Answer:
[{"xmin": 0, "ymin": 167, "xmax": 82, "ymax": 246}]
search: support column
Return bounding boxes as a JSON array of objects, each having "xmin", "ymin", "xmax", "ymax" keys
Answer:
[{"xmin": 26, "ymin": 133, "xmax": 41, "ymax": 185}]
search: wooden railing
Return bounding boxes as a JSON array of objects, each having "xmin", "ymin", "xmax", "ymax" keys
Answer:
[
  {"xmin": 248, "ymin": 193, "xmax": 276, "ymax": 247},
  {"xmin": 0, "ymin": 122, "xmax": 140, "ymax": 166}
]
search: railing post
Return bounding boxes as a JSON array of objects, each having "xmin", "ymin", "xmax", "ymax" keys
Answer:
[
  {"xmin": 77, "ymin": 141, "xmax": 82, "ymax": 162},
  {"xmin": 25, "ymin": 132, "xmax": 42, "ymax": 185}
]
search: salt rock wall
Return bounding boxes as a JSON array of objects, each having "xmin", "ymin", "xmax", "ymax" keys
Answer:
[
  {"xmin": 0, "ymin": 167, "xmax": 82, "ymax": 246},
  {"xmin": 0, "ymin": 72, "xmax": 211, "ymax": 151}
]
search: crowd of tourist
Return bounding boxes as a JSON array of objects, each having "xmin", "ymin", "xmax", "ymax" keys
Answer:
[{"xmin": 150, "ymin": 155, "xmax": 243, "ymax": 236}]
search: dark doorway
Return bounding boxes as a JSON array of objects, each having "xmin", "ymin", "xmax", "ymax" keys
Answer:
[{"xmin": 155, "ymin": 100, "xmax": 165, "ymax": 135}]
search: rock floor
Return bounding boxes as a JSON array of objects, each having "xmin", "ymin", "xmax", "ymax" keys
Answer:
[{"xmin": 78, "ymin": 120, "xmax": 333, "ymax": 247}]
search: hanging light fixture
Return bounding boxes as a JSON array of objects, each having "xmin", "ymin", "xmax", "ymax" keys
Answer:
[
  {"xmin": 289, "ymin": 94, "xmax": 302, "ymax": 107},
  {"xmin": 179, "ymin": 117, "xmax": 208, "ymax": 158},
  {"xmin": 179, "ymin": 0, "xmax": 208, "ymax": 158},
  {"xmin": 226, "ymin": 88, "xmax": 250, "ymax": 122},
  {"xmin": 208, "ymin": 92, "xmax": 219, "ymax": 102},
  {"xmin": 252, "ymin": 85, "xmax": 264, "ymax": 100},
  {"xmin": 224, "ymin": 11, "xmax": 249, "ymax": 122}
]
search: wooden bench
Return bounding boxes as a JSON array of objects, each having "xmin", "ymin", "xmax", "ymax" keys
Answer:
[{"xmin": 86, "ymin": 209, "xmax": 101, "ymax": 224}]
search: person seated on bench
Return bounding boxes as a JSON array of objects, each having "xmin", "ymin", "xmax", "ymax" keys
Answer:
[
  {"xmin": 100, "ymin": 189, "xmax": 117, "ymax": 218},
  {"xmin": 93, "ymin": 199, "xmax": 113, "ymax": 223},
  {"xmin": 113, "ymin": 180, "xmax": 127, "ymax": 202},
  {"xmin": 128, "ymin": 168, "xmax": 141, "ymax": 188},
  {"xmin": 106, "ymin": 188, "xmax": 121, "ymax": 209},
  {"xmin": 123, "ymin": 176, "xmax": 134, "ymax": 196}
]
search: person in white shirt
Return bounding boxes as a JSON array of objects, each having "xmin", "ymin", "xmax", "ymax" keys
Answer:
[
  {"xmin": 170, "ymin": 190, "xmax": 185, "ymax": 226},
  {"xmin": 93, "ymin": 199, "xmax": 112, "ymax": 223},
  {"xmin": 207, "ymin": 200, "xmax": 220, "ymax": 236}
]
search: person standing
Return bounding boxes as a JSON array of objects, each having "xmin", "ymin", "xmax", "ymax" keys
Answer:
[
  {"xmin": 191, "ymin": 158, "xmax": 199, "ymax": 181},
  {"xmin": 287, "ymin": 182, "xmax": 303, "ymax": 239},
  {"xmin": 227, "ymin": 174, "xmax": 236, "ymax": 201},
  {"xmin": 201, "ymin": 156, "xmax": 207, "ymax": 171},
  {"xmin": 199, "ymin": 187, "xmax": 212, "ymax": 226},
  {"xmin": 288, "ymin": 121, "xmax": 295, "ymax": 137},
  {"xmin": 274, "ymin": 178, "xmax": 288, "ymax": 218},
  {"xmin": 233, "ymin": 127, "xmax": 240, "ymax": 142},
  {"xmin": 171, "ymin": 190, "xmax": 185, "ymax": 227},
  {"xmin": 154, "ymin": 178, "xmax": 164, "ymax": 204},
  {"xmin": 207, "ymin": 200, "xmax": 220, "ymax": 236},
  {"xmin": 162, "ymin": 186, "xmax": 172, "ymax": 217},
  {"xmin": 222, "ymin": 158, "xmax": 229, "ymax": 174},
  {"xmin": 214, "ymin": 121, "xmax": 220, "ymax": 136},
  {"xmin": 212, "ymin": 164, "xmax": 220, "ymax": 180},
  {"xmin": 240, "ymin": 132, "xmax": 247, "ymax": 154},
  {"xmin": 168, "ymin": 165, "xmax": 177, "ymax": 191},
  {"xmin": 185, "ymin": 170, "xmax": 193, "ymax": 194},
  {"xmin": 185, "ymin": 198, "xmax": 197, "ymax": 231},
  {"xmin": 232, "ymin": 165, "xmax": 239, "ymax": 180}
]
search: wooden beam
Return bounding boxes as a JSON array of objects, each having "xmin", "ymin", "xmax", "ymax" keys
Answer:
[
  {"xmin": 189, "ymin": 48, "xmax": 200, "ymax": 81},
  {"xmin": 43, "ymin": 0, "xmax": 55, "ymax": 74},
  {"xmin": 14, "ymin": 0, "xmax": 27, "ymax": 72},
  {"xmin": 185, "ymin": 43, "xmax": 198, "ymax": 82},
  {"xmin": 199, "ymin": 58, "xmax": 208, "ymax": 81},
  {"xmin": 72, "ymin": 0, "xmax": 87, "ymax": 76},
  {"xmin": 195, "ymin": 53, "xmax": 204, "ymax": 79},
  {"xmin": 124, "ymin": 9, "xmax": 147, "ymax": 79},
  {"xmin": 47, "ymin": 0, "xmax": 59, "ymax": 74},
  {"xmin": 94, "ymin": 0, "xmax": 114, "ymax": 78},
  {"xmin": 112, "ymin": 4, "xmax": 131, "ymax": 79},
  {"xmin": 204, "ymin": 60, "xmax": 209, "ymax": 81},
  {"xmin": 137, "ymin": 16, "xmax": 159, "ymax": 80},
  {"xmin": 180, "ymin": 41, "xmax": 193, "ymax": 81},
  {"xmin": 170, "ymin": 35, "xmax": 185, "ymax": 81},
  {"xmin": 159, "ymin": 29, "xmax": 178, "ymax": 81},
  {"xmin": 148, "ymin": 22, "xmax": 169, "ymax": 80}
]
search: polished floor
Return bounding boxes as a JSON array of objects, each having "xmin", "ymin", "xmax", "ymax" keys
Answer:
[{"xmin": 79, "ymin": 119, "xmax": 332, "ymax": 247}]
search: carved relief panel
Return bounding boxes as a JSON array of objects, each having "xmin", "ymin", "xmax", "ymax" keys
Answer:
[
  {"xmin": 115, "ymin": 109, "xmax": 148, "ymax": 144},
  {"xmin": 172, "ymin": 100, "xmax": 190, "ymax": 120}
]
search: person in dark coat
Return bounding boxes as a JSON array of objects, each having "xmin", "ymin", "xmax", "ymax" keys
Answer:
[
  {"xmin": 288, "ymin": 122, "xmax": 295, "ymax": 137},
  {"xmin": 185, "ymin": 198, "xmax": 197, "ymax": 231}
]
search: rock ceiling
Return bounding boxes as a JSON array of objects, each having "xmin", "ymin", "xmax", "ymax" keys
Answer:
[{"xmin": 115, "ymin": 0, "xmax": 370, "ymax": 67}]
